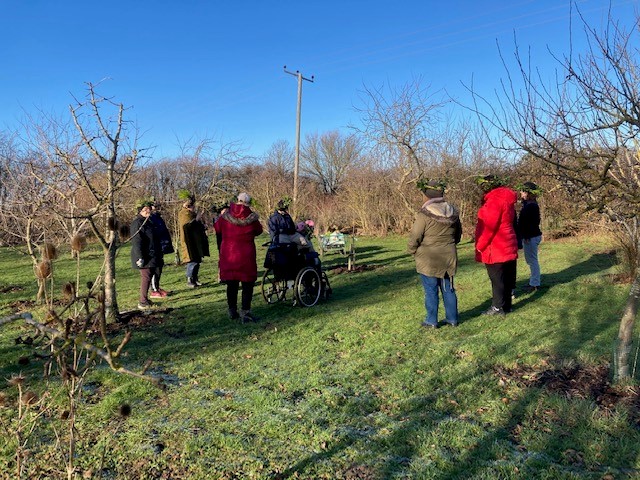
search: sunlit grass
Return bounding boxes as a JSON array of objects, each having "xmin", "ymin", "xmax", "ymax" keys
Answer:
[{"xmin": 0, "ymin": 234, "xmax": 638, "ymax": 478}]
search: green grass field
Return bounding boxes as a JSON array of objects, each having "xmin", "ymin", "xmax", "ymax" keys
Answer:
[{"xmin": 0, "ymin": 234, "xmax": 638, "ymax": 479}]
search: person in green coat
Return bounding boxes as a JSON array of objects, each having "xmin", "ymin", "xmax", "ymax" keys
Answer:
[
  {"xmin": 407, "ymin": 180, "xmax": 462, "ymax": 329},
  {"xmin": 178, "ymin": 191, "xmax": 210, "ymax": 288}
]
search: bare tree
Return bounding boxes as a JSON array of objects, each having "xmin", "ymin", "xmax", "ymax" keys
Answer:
[
  {"xmin": 26, "ymin": 82, "xmax": 143, "ymax": 322},
  {"xmin": 301, "ymin": 130, "xmax": 362, "ymax": 195},
  {"xmin": 353, "ymin": 78, "xmax": 449, "ymax": 215},
  {"xmin": 173, "ymin": 135, "xmax": 245, "ymax": 206},
  {"xmin": 471, "ymin": 8, "xmax": 640, "ymax": 381},
  {"xmin": 248, "ymin": 140, "xmax": 294, "ymax": 215}
]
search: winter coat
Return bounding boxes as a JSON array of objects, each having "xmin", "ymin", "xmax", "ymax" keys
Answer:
[
  {"xmin": 268, "ymin": 210, "xmax": 296, "ymax": 244},
  {"xmin": 178, "ymin": 207, "xmax": 209, "ymax": 263},
  {"xmin": 130, "ymin": 214, "xmax": 164, "ymax": 269},
  {"xmin": 517, "ymin": 200, "xmax": 542, "ymax": 240},
  {"xmin": 475, "ymin": 186, "xmax": 518, "ymax": 264},
  {"xmin": 408, "ymin": 198, "xmax": 462, "ymax": 278},
  {"xmin": 214, "ymin": 202, "xmax": 263, "ymax": 282},
  {"xmin": 150, "ymin": 213, "xmax": 174, "ymax": 255}
]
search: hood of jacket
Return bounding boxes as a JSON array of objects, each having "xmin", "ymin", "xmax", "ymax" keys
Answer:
[
  {"xmin": 483, "ymin": 186, "xmax": 517, "ymax": 206},
  {"xmin": 222, "ymin": 202, "xmax": 260, "ymax": 226},
  {"xmin": 420, "ymin": 198, "xmax": 459, "ymax": 225}
]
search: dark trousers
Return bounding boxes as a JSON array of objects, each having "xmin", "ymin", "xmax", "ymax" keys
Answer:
[
  {"xmin": 226, "ymin": 281, "xmax": 255, "ymax": 311},
  {"xmin": 151, "ymin": 265, "xmax": 163, "ymax": 291},
  {"xmin": 485, "ymin": 260, "xmax": 517, "ymax": 312},
  {"xmin": 139, "ymin": 267, "xmax": 156, "ymax": 303}
]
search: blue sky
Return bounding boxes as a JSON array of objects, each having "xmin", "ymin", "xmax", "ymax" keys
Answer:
[{"xmin": 1, "ymin": 1, "xmax": 639, "ymax": 159}]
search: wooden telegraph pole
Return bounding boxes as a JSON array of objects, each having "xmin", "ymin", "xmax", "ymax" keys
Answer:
[{"xmin": 283, "ymin": 66, "xmax": 314, "ymax": 218}]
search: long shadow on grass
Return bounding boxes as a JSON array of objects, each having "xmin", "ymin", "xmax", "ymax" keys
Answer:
[
  {"xmin": 424, "ymin": 254, "xmax": 634, "ymax": 478},
  {"xmin": 120, "ymin": 260, "xmax": 419, "ymax": 368},
  {"xmin": 459, "ymin": 251, "xmax": 618, "ymax": 324}
]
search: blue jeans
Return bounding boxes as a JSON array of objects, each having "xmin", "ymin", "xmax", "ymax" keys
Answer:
[
  {"xmin": 186, "ymin": 261, "xmax": 200, "ymax": 280},
  {"xmin": 419, "ymin": 274, "xmax": 458, "ymax": 326},
  {"xmin": 523, "ymin": 235, "xmax": 542, "ymax": 287}
]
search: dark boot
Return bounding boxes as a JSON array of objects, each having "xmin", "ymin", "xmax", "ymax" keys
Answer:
[{"xmin": 240, "ymin": 309, "xmax": 259, "ymax": 323}]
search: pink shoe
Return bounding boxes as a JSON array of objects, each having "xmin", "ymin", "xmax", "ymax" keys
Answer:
[
  {"xmin": 149, "ymin": 291, "xmax": 164, "ymax": 299},
  {"xmin": 157, "ymin": 289, "xmax": 169, "ymax": 297}
]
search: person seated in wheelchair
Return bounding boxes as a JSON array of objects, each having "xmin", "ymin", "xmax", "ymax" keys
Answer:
[{"xmin": 267, "ymin": 198, "xmax": 315, "ymax": 252}]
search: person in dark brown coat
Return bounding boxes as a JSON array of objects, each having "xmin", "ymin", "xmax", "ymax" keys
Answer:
[
  {"xmin": 178, "ymin": 192, "xmax": 210, "ymax": 288},
  {"xmin": 407, "ymin": 180, "xmax": 462, "ymax": 329}
]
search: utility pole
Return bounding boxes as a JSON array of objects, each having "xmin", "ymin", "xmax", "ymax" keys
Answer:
[{"xmin": 284, "ymin": 66, "xmax": 314, "ymax": 218}]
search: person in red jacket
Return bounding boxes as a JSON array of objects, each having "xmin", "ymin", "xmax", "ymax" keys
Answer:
[
  {"xmin": 474, "ymin": 175, "xmax": 518, "ymax": 316},
  {"xmin": 214, "ymin": 192, "xmax": 263, "ymax": 323}
]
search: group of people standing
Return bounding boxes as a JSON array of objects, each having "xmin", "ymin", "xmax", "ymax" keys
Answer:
[
  {"xmin": 129, "ymin": 176, "xmax": 542, "ymax": 329},
  {"xmin": 130, "ymin": 192, "xmax": 310, "ymax": 324},
  {"xmin": 408, "ymin": 175, "xmax": 542, "ymax": 329},
  {"xmin": 130, "ymin": 192, "xmax": 263, "ymax": 323}
]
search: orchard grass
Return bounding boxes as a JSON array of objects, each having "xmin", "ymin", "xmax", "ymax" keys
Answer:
[{"xmin": 0, "ymin": 234, "xmax": 638, "ymax": 478}]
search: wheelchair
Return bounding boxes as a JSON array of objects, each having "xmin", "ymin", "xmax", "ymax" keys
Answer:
[{"xmin": 261, "ymin": 242, "xmax": 332, "ymax": 307}]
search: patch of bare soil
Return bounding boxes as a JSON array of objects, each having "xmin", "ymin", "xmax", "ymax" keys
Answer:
[
  {"xmin": 104, "ymin": 308, "xmax": 174, "ymax": 333},
  {"xmin": 339, "ymin": 464, "xmax": 379, "ymax": 480},
  {"xmin": 329, "ymin": 264, "xmax": 383, "ymax": 274},
  {"xmin": 495, "ymin": 361, "xmax": 640, "ymax": 420},
  {"xmin": 0, "ymin": 284, "xmax": 24, "ymax": 293},
  {"xmin": 605, "ymin": 272, "xmax": 633, "ymax": 284}
]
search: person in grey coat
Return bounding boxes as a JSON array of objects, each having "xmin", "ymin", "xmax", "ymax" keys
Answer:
[{"xmin": 408, "ymin": 180, "xmax": 462, "ymax": 329}]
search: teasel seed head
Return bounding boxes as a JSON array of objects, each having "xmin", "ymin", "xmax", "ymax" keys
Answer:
[
  {"xmin": 70, "ymin": 234, "xmax": 87, "ymax": 252},
  {"xmin": 119, "ymin": 224, "xmax": 130, "ymax": 240},
  {"xmin": 21, "ymin": 391, "xmax": 38, "ymax": 406},
  {"xmin": 107, "ymin": 217, "xmax": 119, "ymax": 231},
  {"xmin": 40, "ymin": 243, "xmax": 58, "ymax": 260},
  {"xmin": 119, "ymin": 403, "xmax": 132, "ymax": 418},
  {"xmin": 62, "ymin": 282, "xmax": 76, "ymax": 300},
  {"xmin": 8, "ymin": 373, "xmax": 25, "ymax": 387},
  {"xmin": 35, "ymin": 261, "xmax": 52, "ymax": 280}
]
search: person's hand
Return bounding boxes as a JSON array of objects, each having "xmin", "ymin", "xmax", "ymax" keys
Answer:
[{"xmin": 136, "ymin": 258, "xmax": 144, "ymax": 268}]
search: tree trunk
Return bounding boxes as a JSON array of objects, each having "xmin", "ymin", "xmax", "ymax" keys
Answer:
[
  {"xmin": 103, "ymin": 232, "xmax": 120, "ymax": 323},
  {"xmin": 615, "ymin": 272, "xmax": 640, "ymax": 381}
]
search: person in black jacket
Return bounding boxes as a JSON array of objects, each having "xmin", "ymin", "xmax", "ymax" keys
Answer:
[
  {"xmin": 130, "ymin": 200, "xmax": 163, "ymax": 310},
  {"xmin": 149, "ymin": 201, "xmax": 174, "ymax": 298},
  {"xmin": 267, "ymin": 199, "xmax": 314, "ymax": 251},
  {"xmin": 517, "ymin": 182, "xmax": 543, "ymax": 292}
]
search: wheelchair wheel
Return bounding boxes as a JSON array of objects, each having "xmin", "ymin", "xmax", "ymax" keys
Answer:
[
  {"xmin": 295, "ymin": 267, "xmax": 321, "ymax": 307},
  {"xmin": 261, "ymin": 269, "xmax": 286, "ymax": 304}
]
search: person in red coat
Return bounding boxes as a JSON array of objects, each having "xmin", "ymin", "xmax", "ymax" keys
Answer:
[
  {"xmin": 474, "ymin": 175, "xmax": 518, "ymax": 316},
  {"xmin": 214, "ymin": 192, "xmax": 263, "ymax": 323}
]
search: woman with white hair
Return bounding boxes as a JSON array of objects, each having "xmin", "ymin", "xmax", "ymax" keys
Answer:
[{"xmin": 214, "ymin": 192, "xmax": 263, "ymax": 323}]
